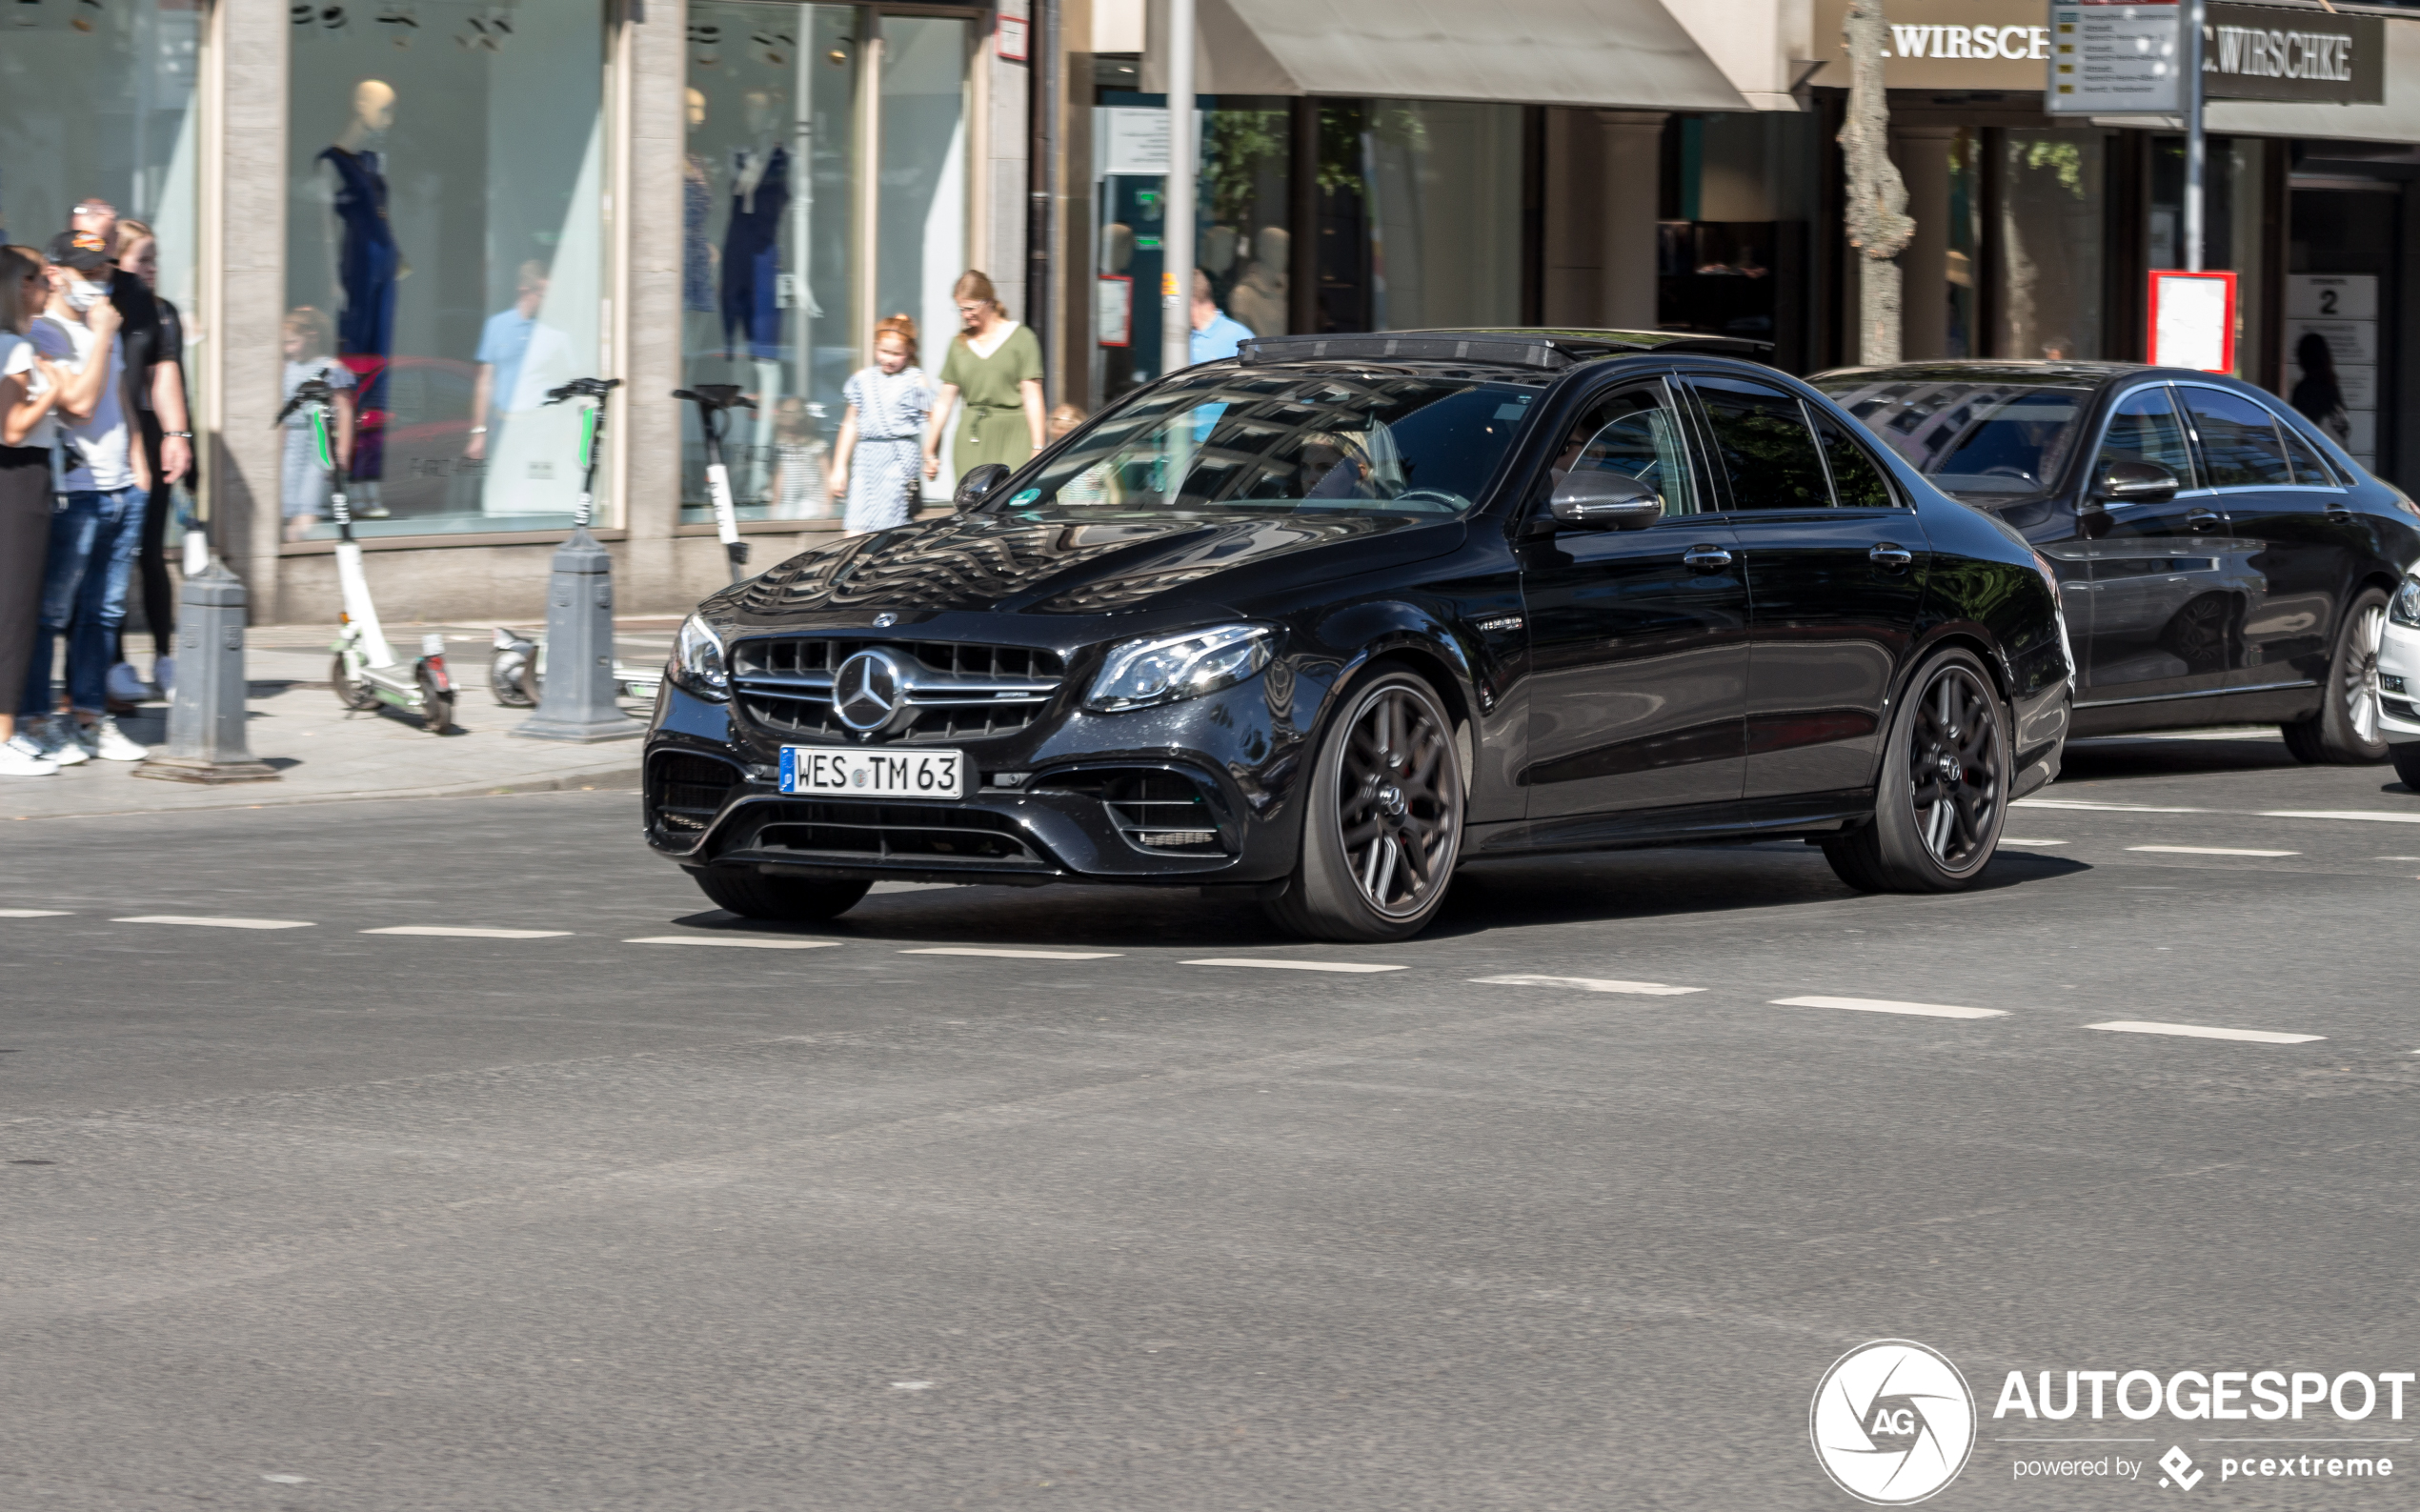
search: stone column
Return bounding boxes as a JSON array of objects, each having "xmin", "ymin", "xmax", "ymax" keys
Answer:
[
  {"xmin": 1893, "ymin": 125, "xmax": 1957, "ymax": 362},
  {"xmin": 1596, "ymin": 111, "xmax": 1668, "ymax": 331},
  {"xmin": 618, "ymin": 0, "xmax": 686, "ymax": 614},
  {"xmin": 212, "ymin": 0, "xmax": 289, "ymax": 614}
]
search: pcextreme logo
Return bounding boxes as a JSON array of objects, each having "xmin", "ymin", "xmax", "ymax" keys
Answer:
[{"xmin": 1811, "ymin": 1340, "xmax": 1979, "ymax": 1505}]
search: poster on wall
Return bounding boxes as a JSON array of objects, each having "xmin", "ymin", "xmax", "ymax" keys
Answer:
[
  {"xmin": 2148, "ymin": 270, "xmax": 2236, "ymax": 373},
  {"xmin": 2287, "ymin": 274, "xmax": 2380, "ymax": 466},
  {"xmin": 1097, "ymin": 275, "xmax": 1133, "ymax": 347}
]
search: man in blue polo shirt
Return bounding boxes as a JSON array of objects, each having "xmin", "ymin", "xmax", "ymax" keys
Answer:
[
  {"xmin": 1187, "ymin": 269, "xmax": 1256, "ymax": 366},
  {"xmin": 465, "ymin": 260, "xmax": 553, "ymax": 463}
]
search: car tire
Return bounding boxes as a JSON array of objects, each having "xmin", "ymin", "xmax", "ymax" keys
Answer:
[
  {"xmin": 1822, "ymin": 646, "xmax": 2011, "ymax": 894},
  {"xmin": 1263, "ymin": 668, "xmax": 1465, "ymax": 943},
  {"xmin": 2282, "ymin": 587, "xmax": 2390, "ymax": 766},
  {"xmin": 2391, "ymin": 742, "xmax": 2420, "ymax": 793},
  {"xmin": 691, "ymin": 867, "xmax": 872, "ymax": 922}
]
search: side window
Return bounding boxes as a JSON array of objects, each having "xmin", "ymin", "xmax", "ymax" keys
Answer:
[
  {"xmin": 1689, "ymin": 376, "xmax": 1832, "ymax": 510},
  {"xmin": 2180, "ymin": 386, "xmax": 2293, "ymax": 487},
  {"xmin": 1815, "ymin": 412, "xmax": 1898, "ymax": 509},
  {"xmin": 1552, "ymin": 385, "xmax": 1700, "ymax": 516},
  {"xmin": 2095, "ymin": 385, "xmax": 2195, "ymax": 487},
  {"xmin": 2274, "ymin": 414, "xmax": 2339, "ymax": 487}
]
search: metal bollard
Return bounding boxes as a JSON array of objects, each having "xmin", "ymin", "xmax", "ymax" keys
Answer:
[
  {"xmin": 133, "ymin": 560, "xmax": 280, "ymax": 784},
  {"xmin": 514, "ymin": 525, "xmax": 641, "ymax": 742}
]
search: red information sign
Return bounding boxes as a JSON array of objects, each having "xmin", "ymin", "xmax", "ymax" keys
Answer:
[{"xmin": 2147, "ymin": 270, "xmax": 2238, "ymax": 373}]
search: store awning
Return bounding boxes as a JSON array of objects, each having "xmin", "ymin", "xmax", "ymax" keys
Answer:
[{"xmin": 1143, "ymin": 0, "xmax": 1755, "ymax": 113}]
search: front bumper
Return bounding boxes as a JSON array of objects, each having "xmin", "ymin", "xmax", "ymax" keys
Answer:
[
  {"xmin": 642, "ymin": 670, "xmax": 1315, "ymax": 887},
  {"xmin": 2381, "ymin": 619, "xmax": 2420, "ymax": 744}
]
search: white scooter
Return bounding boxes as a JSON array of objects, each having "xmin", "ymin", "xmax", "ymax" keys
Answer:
[
  {"xmin": 486, "ymin": 376, "xmax": 663, "ymax": 709},
  {"xmin": 281, "ymin": 373, "xmax": 454, "ymax": 734},
  {"xmin": 675, "ymin": 383, "xmax": 755, "ymax": 584}
]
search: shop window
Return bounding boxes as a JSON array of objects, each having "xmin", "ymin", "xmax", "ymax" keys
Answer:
[
  {"xmin": 2150, "ymin": 135, "xmax": 2265, "ymax": 380},
  {"xmin": 285, "ymin": 0, "xmax": 607, "ymax": 539},
  {"xmin": 1657, "ymin": 113, "xmax": 1815, "ymax": 368},
  {"xmin": 1997, "ymin": 130, "xmax": 2106, "ymax": 361},
  {"xmin": 679, "ymin": 2, "xmax": 861, "ymax": 525},
  {"xmin": 1316, "ymin": 100, "xmax": 1521, "ymax": 336},
  {"xmin": 0, "ymin": 0, "xmax": 202, "ymax": 460}
]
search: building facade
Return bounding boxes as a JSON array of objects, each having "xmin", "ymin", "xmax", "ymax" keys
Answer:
[{"xmin": 4, "ymin": 0, "xmax": 2415, "ymax": 624}]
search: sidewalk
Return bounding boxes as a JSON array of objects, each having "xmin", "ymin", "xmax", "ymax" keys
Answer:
[{"xmin": 3, "ymin": 617, "xmax": 680, "ymax": 820}]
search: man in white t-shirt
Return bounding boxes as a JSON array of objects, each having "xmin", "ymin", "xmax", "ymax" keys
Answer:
[{"xmin": 16, "ymin": 231, "xmax": 149, "ymax": 764}]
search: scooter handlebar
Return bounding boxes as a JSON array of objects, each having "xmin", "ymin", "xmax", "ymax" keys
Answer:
[{"xmin": 546, "ymin": 376, "xmax": 622, "ymax": 406}]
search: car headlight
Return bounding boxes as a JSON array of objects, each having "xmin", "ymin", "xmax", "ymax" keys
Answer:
[
  {"xmin": 1084, "ymin": 624, "xmax": 1274, "ymax": 713},
  {"xmin": 2393, "ymin": 576, "xmax": 2420, "ymax": 630},
  {"xmin": 668, "ymin": 613, "xmax": 730, "ymax": 700}
]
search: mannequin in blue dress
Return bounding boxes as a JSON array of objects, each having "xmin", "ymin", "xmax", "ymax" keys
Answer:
[{"xmin": 317, "ymin": 79, "xmax": 401, "ymax": 516}]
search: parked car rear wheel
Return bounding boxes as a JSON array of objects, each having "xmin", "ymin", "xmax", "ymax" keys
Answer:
[
  {"xmin": 2283, "ymin": 587, "xmax": 2390, "ymax": 765},
  {"xmin": 1823, "ymin": 647, "xmax": 2009, "ymax": 894}
]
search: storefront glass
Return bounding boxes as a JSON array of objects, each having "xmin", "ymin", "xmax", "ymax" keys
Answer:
[
  {"xmin": 2151, "ymin": 134, "xmax": 2267, "ymax": 380},
  {"xmin": 1996, "ymin": 130, "xmax": 2107, "ymax": 361},
  {"xmin": 1317, "ymin": 100, "xmax": 1523, "ymax": 334},
  {"xmin": 679, "ymin": 1, "xmax": 861, "ymax": 524},
  {"xmin": 285, "ymin": 0, "xmax": 607, "ymax": 539}
]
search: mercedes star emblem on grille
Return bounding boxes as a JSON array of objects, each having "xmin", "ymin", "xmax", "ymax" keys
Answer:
[{"xmin": 833, "ymin": 649, "xmax": 904, "ymax": 732}]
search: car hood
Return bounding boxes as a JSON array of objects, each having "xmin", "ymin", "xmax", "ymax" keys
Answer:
[{"xmin": 726, "ymin": 508, "xmax": 1463, "ymax": 621}]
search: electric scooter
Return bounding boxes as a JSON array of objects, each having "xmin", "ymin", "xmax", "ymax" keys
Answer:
[
  {"xmin": 674, "ymin": 384, "xmax": 754, "ymax": 584},
  {"xmin": 487, "ymin": 377, "xmax": 665, "ymax": 709},
  {"xmin": 280, "ymin": 373, "xmax": 454, "ymax": 734}
]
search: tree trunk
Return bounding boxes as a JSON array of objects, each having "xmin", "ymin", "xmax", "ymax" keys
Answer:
[{"xmin": 1840, "ymin": 0, "xmax": 1913, "ymax": 366}]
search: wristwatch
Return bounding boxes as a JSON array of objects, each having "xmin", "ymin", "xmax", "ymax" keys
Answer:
[{"xmin": 164, "ymin": 430, "xmax": 192, "ymax": 438}]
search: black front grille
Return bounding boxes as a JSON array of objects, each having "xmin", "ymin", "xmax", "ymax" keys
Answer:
[
  {"xmin": 1034, "ymin": 768, "xmax": 1231, "ymax": 855},
  {"xmin": 647, "ymin": 751, "xmax": 742, "ymax": 841},
  {"xmin": 737, "ymin": 800, "xmax": 1048, "ymax": 868},
  {"xmin": 731, "ymin": 637, "xmax": 1069, "ymax": 744}
]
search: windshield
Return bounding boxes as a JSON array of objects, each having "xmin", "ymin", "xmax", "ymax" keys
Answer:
[
  {"xmin": 1011, "ymin": 369, "xmax": 1541, "ymax": 516},
  {"xmin": 1811, "ymin": 377, "xmax": 2092, "ymax": 496}
]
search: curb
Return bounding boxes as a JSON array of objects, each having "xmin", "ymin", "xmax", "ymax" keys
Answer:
[{"xmin": 7, "ymin": 761, "xmax": 643, "ymax": 822}]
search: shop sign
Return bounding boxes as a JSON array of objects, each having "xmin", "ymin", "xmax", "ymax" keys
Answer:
[
  {"xmin": 2203, "ymin": 3, "xmax": 2384, "ymax": 105},
  {"xmin": 1809, "ymin": 0, "xmax": 2051, "ymax": 91}
]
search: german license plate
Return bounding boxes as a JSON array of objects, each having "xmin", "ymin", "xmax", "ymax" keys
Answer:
[{"xmin": 779, "ymin": 746, "xmax": 967, "ymax": 800}]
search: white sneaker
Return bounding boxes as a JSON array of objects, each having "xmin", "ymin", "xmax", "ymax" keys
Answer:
[
  {"xmin": 29, "ymin": 716, "xmax": 89, "ymax": 767},
  {"xmin": 106, "ymin": 662, "xmax": 151, "ymax": 704},
  {"xmin": 0, "ymin": 736, "xmax": 57, "ymax": 777},
  {"xmin": 152, "ymin": 655, "xmax": 177, "ymax": 695},
  {"xmin": 77, "ymin": 715, "xmax": 148, "ymax": 762}
]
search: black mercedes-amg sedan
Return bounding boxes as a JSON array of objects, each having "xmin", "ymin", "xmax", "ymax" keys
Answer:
[
  {"xmin": 644, "ymin": 330, "xmax": 2072, "ymax": 942},
  {"xmin": 1812, "ymin": 362, "xmax": 2420, "ymax": 762}
]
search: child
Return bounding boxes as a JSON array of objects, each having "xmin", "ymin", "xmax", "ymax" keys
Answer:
[
  {"xmin": 279, "ymin": 307, "xmax": 354, "ymax": 543},
  {"xmin": 1047, "ymin": 402, "xmax": 1087, "ymax": 442},
  {"xmin": 767, "ymin": 395, "xmax": 830, "ymax": 520},
  {"xmin": 827, "ymin": 313, "xmax": 931, "ymax": 535}
]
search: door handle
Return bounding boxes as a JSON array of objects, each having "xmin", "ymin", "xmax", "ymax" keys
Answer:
[
  {"xmin": 2185, "ymin": 507, "xmax": 2222, "ymax": 532},
  {"xmin": 1869, "ymin": 542, "xmax": 1915, "ymax": 570},
  {"xmin": 2326, "ymin": 504, "xmax": 2355, "ymax": 521},
  {"xmin": 1682, "ymin": 544, "xmax": 1734, "ymax": 572}
]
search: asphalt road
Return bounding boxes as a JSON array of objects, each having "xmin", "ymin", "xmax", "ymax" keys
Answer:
[{"xmin": 7, "ymin": 731, "xmax": 2419, "ymax": 1510}]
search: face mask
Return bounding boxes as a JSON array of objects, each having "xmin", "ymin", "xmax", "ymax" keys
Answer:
[{"xmin": 63, "ymin": 277, "xmax": 104, "ymax": 312}]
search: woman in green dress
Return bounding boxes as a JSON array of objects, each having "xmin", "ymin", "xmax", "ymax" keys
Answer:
[{"xmin": 921, "ymin": 270, "xmax": 1046, "ymax": 493}]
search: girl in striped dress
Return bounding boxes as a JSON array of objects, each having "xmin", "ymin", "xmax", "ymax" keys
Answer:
[{"xmin": 828, "ymin": 314, "xmax": 932, "ymax": 535}]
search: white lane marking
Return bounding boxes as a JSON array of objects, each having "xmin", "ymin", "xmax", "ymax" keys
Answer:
[
  {"xmin": 1180, "ymin": 958, "xmax": 1407, "ymax": 974},
  {"xmin": 892, "ymin": 1381, "xmax": 935, "ymax": 1392},
  {"xmin": 2088, "ymin": 1019, "xmax": 2325, "ymax": 1045},
  {"xmin": 623, "ymin": 935, "xmax": 842, "ymax": 950},
  {"xmin": 2126, "ymin": 844, "xmax": 2299, "ymax": 857},
  {"xmin": 2015, "ymin": 799, "xmax": 2208, "ymax": 813},
  {"xmin": 111, "ymin": 915, "xmax": 314, "ymax": 931},
  {"xmin": 0, "ymin": 909, "xmax": 71, "ymax": 917},
  {"xmin": 1999, "ymin": 837, "xmax": 2067, "ymax": 847},
  {"xmin": 2260, "ymin": 809, "xmax": 2420, "ymax": 824},
  {"xmin": 261, "ymin": 1475, "xmax": 312, "ymax": 1485},
  {"xmin": 1473, "ymin": 974, "xmax": 1704, "ymax": 997},
  {"xmin": 362, "ymin": 925, "xmax": 575, "ymax": 939},
  {"xmin": 1771, "ymin": 995, "xmax": 2008, "ymax": 1020},
  {"xmin": 900, "ymin": 947, "xmax": 1123, "ymax": 959}
]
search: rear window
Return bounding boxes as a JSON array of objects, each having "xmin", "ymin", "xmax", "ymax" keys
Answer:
[{"xmin": 1812, "ymin": 377, "xmax": 2093, "ymax": 499}]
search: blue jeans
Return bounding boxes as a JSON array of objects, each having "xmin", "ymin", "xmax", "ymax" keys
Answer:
[{"xmin": 19, "ymin": 486, "xmax": 147, "ymax": 717}]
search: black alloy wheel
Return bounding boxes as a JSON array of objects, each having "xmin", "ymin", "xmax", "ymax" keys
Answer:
[
  {"xmin": 1823, "ymin": 647, "xmax": 2008, "ymax": 894},
  {"xmin": 691, "ymin": 867, "xmax": 872, "ymax": 923},
  {"xmin": 1265, "ymin": 669, "xmax": 1465, "ymax": 942},
  {"xmin": 332, "ymin": 653, "xmax": 378, "ymax": 712},
  {"xmin": 2283, "ymin": 587, "xmax": 2390, "ymax": 765}
]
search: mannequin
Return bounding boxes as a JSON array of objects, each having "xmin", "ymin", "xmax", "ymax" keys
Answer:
[
  {"xmin": 683, "ymin": 88, "xmax": 716, "ymax": 316},
  {"xmin": 721, "ymin": 88, "xmax": 789, "ymax": 497},
  {"xmin": 318, "ymin": 79, "xmax": 401, "ymax": 515}
]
